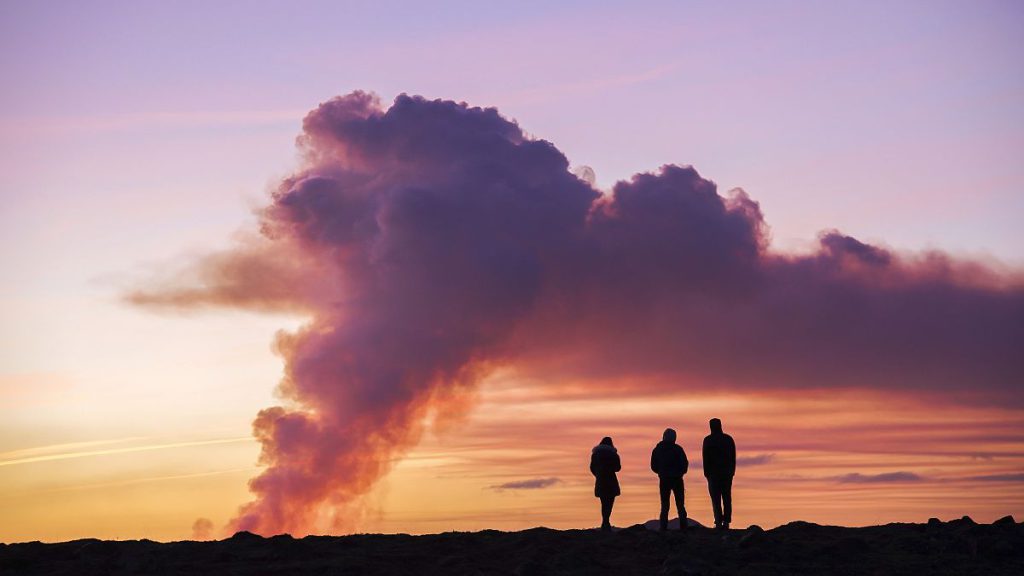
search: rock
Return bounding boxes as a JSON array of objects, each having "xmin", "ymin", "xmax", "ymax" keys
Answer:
[
  {"xmin": 738, "ymin": 525, "xmax": 765, "ymax": 549},
  {"xmin": 990, "ymin": 540, "xmax": 1014, "ymax": 557},
  {"xmin": 660, "ymin": 553, "xmax": 704, "ymax": 576},
  {"xmin": 827, "ymin": 536, "xmax": 870, "ymax": 557},
  {"xmin": 642, "ymin": 517, "xmax": 706, "ymax": 531},
  {"xmin": 948, "ymin": 515, "xmax": 976, "ymax": 529},
  {"xmin": 965, "ymin": 537, "xmax": 978, "ymax": 558},
  {"xmin": 514, "ymin": 558, "xmax": 548, "ymax": 576},
  {"xmin": 229, "ymin": 531, "xmax": 264, "ymax": 543},
  {"xmin": 993, "ymin": 515, "xmax": 1015, "ymax": 526},
  {"xmin": 620, "ymin": 524, "xmax": 648, "ymax": 534},
  {"xmin": 927, "ymin": 517, "xmax": 942, "ymax": 527},
  {"xmin": 661, "ymin": 563, "xmax": 703, "ymax": 576}
]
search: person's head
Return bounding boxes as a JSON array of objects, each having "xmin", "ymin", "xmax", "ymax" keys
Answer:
[
  {"xmin": 709, "ymin": 418, "xmax": 723, "ymax": 433},
  {"xmin": 600, "ymin": 436, "xmax": 614, "ymax": 447},
  {"xmin": 662, "ymin": 428, "xmax": 676, "ymax": 443}
]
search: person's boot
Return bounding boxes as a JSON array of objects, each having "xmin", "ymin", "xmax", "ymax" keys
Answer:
[
  {"xmin": 679, "ymin": 518, "xmax": 688, "ymax": 533},
  {"xmin": 601, "ymin": 522, "xmax": 612, "ymax": 532},
  {"xmin": 660, "ymin": 519, "xmax": 668, "ymax": 532}
]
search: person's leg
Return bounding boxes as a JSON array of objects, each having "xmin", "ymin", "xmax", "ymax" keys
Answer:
[
  {"xmin": 659, "ymin": 477, "xmax": 670, "ymax": 531},
  {"xmin": 708, "ymin": 478, "xmax": 723, "ymax": 528},
  {"xmin": 600, "ymin": 496, "xmax": 614, "ymax": 530},
  {"xmin": 722, "ymin": 477, "xmax": 732, "ymax": 528},
  {"xmin": 672, "ymin": 478, "xmax": 687, "ymax": 530}
]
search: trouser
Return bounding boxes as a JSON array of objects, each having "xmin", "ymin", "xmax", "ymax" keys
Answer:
[
  {"xmin": 708, "ymin": 476, "xmax": 733, "ymax": 525},
  {"xmin": 658, "ymin": 476, "xmax": 686, "ymax": 529},
  {"xmin": 600, "ymin": 496, "xmax": 615, "ymax": 528}
]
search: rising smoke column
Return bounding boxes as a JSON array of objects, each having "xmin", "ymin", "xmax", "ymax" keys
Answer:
[{"xmin": 129, "ymin": 92, "xmax": 1024, "ymax": 535}]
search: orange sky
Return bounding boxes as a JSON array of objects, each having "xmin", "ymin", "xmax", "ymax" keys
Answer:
[{"xmin": 2, "ymin": 371, "xmax": 1021, "ymax": 542}]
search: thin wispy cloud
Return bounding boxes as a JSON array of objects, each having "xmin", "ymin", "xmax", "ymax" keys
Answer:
[
  {"xmin": 496, "ymin": 63, "xmax": 677, "ymax": 107},
  {"xmin": 738, "ymin": 454, "xmax": 776, "ymax": 467},
  {"xmin": 27, "ymin": 467, "xmax": 259, "ymax": 496},
  {"xmin": 0, "ymin": 436, "xmax": 149, "ymax": 461},
  {"xmin": 0, "ymin": 437, "xmax": 254, "ymax": 468},
  {"xmin": 965, "ymin": 473, "xmax": 1024, "ymax": 483},
  {"xmin": 489, "ymin": 477, "xmax": 562, "ymax": 491},
  {"xmin": 836, "ymin": 472, "xmax": 925, "ymax": 484},
  {"xmin": 2, "ymin": 108, "xmax": 306, "ymax": 136}
]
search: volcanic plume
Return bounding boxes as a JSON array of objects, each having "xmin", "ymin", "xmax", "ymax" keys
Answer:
[{"xmin": 129, "ymin": 92, "xmax": 1024, "ymax": 535}]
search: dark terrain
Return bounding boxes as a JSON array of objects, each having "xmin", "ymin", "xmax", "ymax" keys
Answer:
[{"xmin": 3, "ymin": 516, "xmax": 1021, "ymax": 575}]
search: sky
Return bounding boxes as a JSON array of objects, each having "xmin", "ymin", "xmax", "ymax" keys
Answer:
[{"xmin": 1, "ymin": 0, "xmax": 1022, "ymax": 542}]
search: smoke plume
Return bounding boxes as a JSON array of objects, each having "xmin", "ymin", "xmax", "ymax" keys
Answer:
[{"xmin": 129, "ymin": 92, "xmax": 1024, "ymax": 535}]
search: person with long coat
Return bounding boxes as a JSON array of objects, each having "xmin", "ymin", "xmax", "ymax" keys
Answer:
[{"xmin": 590, "ymin": 436, "xmax": 621, "ymax": 531}]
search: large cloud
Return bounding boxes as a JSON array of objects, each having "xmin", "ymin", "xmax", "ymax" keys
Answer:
[{"xmin": 129, "ymin": 92, "xmax": 1024, "ymax": 535}]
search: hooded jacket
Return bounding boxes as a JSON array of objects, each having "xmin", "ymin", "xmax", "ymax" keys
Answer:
[
  {"xmin": 650, "ymin": 430, "xmax": 689, "ymax": 478},
  {"xmin": 702, "ymin": 426, "xmax": 736, "ymax": 479},
  {"xmin": 590, "ymin": 443, "xmax": 621, "ymax": 498}
]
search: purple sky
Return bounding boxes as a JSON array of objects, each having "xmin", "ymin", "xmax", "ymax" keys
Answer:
[{"xmin": 2, "ymin": 0, "xmax": 1022, "ymax": 266}]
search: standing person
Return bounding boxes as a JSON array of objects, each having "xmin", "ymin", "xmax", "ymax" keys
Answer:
[
  {"xmin": 702, "ymin": 418, "xmax": 736, "ymax": 530},
  {"xmin": 590, "ymin": 436, "xmax": 621, "ymax": 531},
  {"xmin": 650, "ymin": 428, "xmax": 688, "ymax": 531}
]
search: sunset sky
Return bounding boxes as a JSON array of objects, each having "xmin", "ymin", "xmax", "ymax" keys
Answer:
[{"xmin": 1, "ymin": 0, "xmax": 1022, "ymax": 543}]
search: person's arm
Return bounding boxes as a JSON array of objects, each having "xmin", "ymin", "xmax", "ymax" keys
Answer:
[
  {"xmin": 680, "ymin": 447, "xmax": 689, "ymax": 475},
  {"xmin": 727, "ymin": 436, "xmax": 736, "ymax": 477},
  {"xmin": 702, "ymin": 437, "xmax": 710, "ymax": 478},
  {"xmin": 590, "ymin": 453, "xmax": 599, "ymax": 477},
  {"xmin": 650, "ymin": 447, "xmax": 659, "ymax": 474},
  {"xmin": 614, "ymin": 453, "xmax": 621, "ymax": 473}
]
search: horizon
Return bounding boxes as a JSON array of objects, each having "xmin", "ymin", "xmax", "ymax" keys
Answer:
[{"xmin": 2, "ymin": 0, "xmax": 1023, "ymax": 543}]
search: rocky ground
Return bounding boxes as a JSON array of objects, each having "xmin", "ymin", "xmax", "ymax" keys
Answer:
[{"xmin": 2, "ymin": 515, "xmax": 1021, "ymax": 575}]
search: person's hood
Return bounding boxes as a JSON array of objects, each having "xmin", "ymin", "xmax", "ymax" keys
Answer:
[{"xmin": 593, "ymin": 444, "xmax": 618, "ymax": 454}]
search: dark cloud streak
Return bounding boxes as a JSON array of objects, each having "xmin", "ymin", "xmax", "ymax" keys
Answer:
[
  {"xmin": 836, "ymin": 472, "xmax": 925, "ymax": 484},
  {"xmin": 490, "ymin": 477, "xmax": 562, "ymax": 491}
]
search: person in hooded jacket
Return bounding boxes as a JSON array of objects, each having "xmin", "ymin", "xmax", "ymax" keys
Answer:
[
  {"xmin": 650, "ymin": 428, "xmax": 688, "ymax": 531},
  {"xmin": 590, "ymin": 436, "xmax": 621, "ymax": 531},
  {"xmin": 702, "ymin": 418, "xmax": 736, "ymax": 530}
]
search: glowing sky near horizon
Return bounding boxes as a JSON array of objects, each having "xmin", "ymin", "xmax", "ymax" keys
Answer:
[{"xmin": 1, "ymin": 0, "xmax": 1022, "ymax": 542}]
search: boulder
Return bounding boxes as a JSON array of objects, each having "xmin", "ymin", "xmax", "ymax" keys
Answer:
[
  {"xmin": 738, "ymin": 525, "xmax": 765, "ymax": 549},
  {"xmin": 229, "ymin": 531, "xmax": 264, "ymax": 544}
]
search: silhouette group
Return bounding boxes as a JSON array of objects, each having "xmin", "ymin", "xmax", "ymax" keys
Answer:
[{"xmin": 589, "ymin": 418, "xmax": 736, "ymax": 532}]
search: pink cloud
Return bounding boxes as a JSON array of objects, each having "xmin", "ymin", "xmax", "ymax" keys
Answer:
[{"xmin": 130, "ymin": 92, "xmax": 1024, "ymax": 535}]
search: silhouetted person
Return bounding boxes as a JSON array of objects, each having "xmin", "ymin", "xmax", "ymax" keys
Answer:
[
  {"xmin": 650, "ymin": 428, "xmax": 688, "ymax": 531},
  {"xmin": 702, "ymin": 418, "xmax": 736, "ymax": 529},
  {"xmin": 590, "ymin": 436, "xmax": 621, "ymax": 531}
]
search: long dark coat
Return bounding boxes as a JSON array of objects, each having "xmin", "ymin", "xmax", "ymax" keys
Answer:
[{"xmin": 590, "ymin": 444, "xmax": 622, "ymax": 498}]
